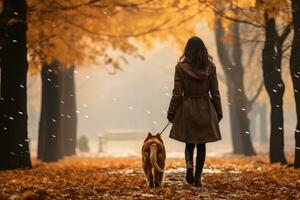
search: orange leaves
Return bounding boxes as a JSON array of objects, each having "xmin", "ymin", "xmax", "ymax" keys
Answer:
[
  {"xmin": 0, "ymin": 156, "xmax": 299, "ymax": 199},
  {"xmin": 25, "ymin": 0, "xmax": 207, "ymax": 73},
  {"xmin": 232, "ymin": 0, "xmax": 256, "ymax": 8}
]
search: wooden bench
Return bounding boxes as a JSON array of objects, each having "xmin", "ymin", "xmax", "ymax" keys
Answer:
[{"xmin": 98, "ymin": 130, "xmax": 147, "ymax": 152}]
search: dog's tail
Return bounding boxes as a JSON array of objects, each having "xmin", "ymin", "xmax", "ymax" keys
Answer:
[{"xmin": 150, "ymin": 144, "xmax": 163, "ymax": 172}]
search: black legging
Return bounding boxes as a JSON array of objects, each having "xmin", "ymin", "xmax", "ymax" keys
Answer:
[{"xmin": 185, "ymin": 143, "xmax": 206, "ymax": 175}]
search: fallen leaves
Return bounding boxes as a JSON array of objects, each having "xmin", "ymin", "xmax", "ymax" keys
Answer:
[{"xmin": 0, "ymin": 155, "xmax": 299, "ymax": 199}]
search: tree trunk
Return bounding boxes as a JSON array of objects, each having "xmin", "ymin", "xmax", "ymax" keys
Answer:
[
  {"xmin": 290, "ymin": 0, "xmax": 300, "ymax": 168},
  {"xmin": 262, "ymin": 13, "xmax": 287, "ymax": 164},
  {"xmin": 214, "ymin": 17, "xmax": 256, "ymax": 155},
  {"xmin": 250, "ymin": 102, "xmax": 259, "ymax": 141},
  {"xmin": 260, "ymin": 103, "xmax": 268, "ymax": 145},
  {"xmin": 0, "ymin": 0, "xmax": 32, "ymax": 170},
  {"xmin": 228, "ymin": 89, "xmax": 244, "ymax": 154},
  {"xmin": 38, "ymin": 62, "xmax": 64, "ymax": 162},
  {"xmin": 38, "ymin": 62, "xmax": 77, "ymax": 162},
  {"xmin": 61, "ymin": 65, "xmax": 77, "ymax": 156},
  {"xmin": 231, "ymin": 21, "xmax": 256, "ymax": 155}
]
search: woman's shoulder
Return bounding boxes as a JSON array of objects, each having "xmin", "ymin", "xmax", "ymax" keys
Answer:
[
  {"xmin": 176, "ymin": 61, "xmax": 189, "ymax": 68},
  {"xmin": 178, "ymin": 61, "xmax": 215, "ymax": 70}
]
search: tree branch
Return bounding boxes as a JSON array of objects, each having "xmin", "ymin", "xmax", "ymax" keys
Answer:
[
  {"xmin": 201, "ymin": 0, "xmax": 263, "ymax": 28},
  {"xmin": 248, "ymin": 80, "xmax": 264, "ymax": 106},
  {"xmin": 64, "ymin": 8, "xmax": 203, "ymax": 39},
  {"xmin": 65, "ymin": 18, "xmax": 170, "ymax": 38},
  {"xmin": 277, "ymin": 23, "xmax": 292, "ymax": 46}
]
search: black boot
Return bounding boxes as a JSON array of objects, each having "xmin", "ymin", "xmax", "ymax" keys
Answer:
[
  {"xmin": 185, "ymin": 143, "xmax": 195, "ymax": 185},
  {"xmin": 194, "ymin": 169, "xmax": 202, "ymax": 187},
  {"xmin": 194, "ymin": 144, "xmax": 206, "ymax": 187},
  {"xmin": 185, "ymin": 162, "xmax": 194, "ymax": 185}
]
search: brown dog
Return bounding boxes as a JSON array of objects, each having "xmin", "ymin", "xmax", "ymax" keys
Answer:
[{"xmin": 142, "ymin": 133, "xmax": 166, "ymax": 187}]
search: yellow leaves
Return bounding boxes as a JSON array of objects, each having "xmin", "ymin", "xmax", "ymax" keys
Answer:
[
  {"xmin": 23, "ymin": 0, "xmax": 290, "ymax": 75},
  {"xmin": 25, "ymin": 0, "xmax": 208, "ymax": 73},
  {"xmin": 231, "ymin": 0, "xmax": 256, "ymax": 8},
  {"xmin": 26, "ymin": 0, "xmax": 136, "ymax": 71}
]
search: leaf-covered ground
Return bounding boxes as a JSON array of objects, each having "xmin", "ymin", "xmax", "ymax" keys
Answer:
[{"xmin": 0, "ymin": 155, "xmax": 299, "ymax": 200}]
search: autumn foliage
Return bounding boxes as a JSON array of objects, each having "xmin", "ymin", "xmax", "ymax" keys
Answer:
[
  {"xmin": 26, "ymin": 0, "xmax": 204, "ymax": 73},
  {"xmin": 0, "ymin": 156, "xmax": 299, "ymax": 199}
]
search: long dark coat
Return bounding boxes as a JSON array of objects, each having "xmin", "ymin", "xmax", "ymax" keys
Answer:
[{"xmin": 167, "ymin": 62, "xmax": 222, "ymax": 144}]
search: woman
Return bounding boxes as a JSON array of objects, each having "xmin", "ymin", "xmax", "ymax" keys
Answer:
[{"xmin": 167, "ymin": 36, "xmax": 222, "ymax": 187}]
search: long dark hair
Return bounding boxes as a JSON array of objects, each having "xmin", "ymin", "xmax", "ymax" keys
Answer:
[{"xmin": 179, "ymin": 36, "xmax": 212, "ymax": 70}]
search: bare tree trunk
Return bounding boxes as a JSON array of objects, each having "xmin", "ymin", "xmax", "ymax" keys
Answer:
[
  {"xmin": 228, "ymin": 91, "xmax": 244, "ymax": 153},
  {"xmin": 262, "ymin": 12, "xmax": 289, "ymax": 164},
  {"xmin": 38, "ymin": 62, "xmax": 64, "ymax": 162},
  {"xmin": 38, "ymin": 62, "xmax": 77, "ymax": 161},
  {"xmin": 290, "ymin": 0, "xmax": 300, "ymax": 168},
  {"xmin": 250, "ymin": 102, "xmax": 259, "ymax": 141},
  {"xmin": 61, "ymin": 65, "xmax": 77, "ymax": 156},
  {"xmin": 231, "ymin": 21, "xmax": 256, "ymax": 155},
  {"xmin": 0, "ymin": 0, "xmax": 31, "ymax": 170},
  {"xmin": 214, "ymin": 17, "xmax": 256, "ymax": 155},
  {"xmin": 260, "ymin": 102, "xmax": 268, "ymax": 145}
]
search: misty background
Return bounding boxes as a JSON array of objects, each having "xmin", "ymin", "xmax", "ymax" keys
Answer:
[{"xmin": 25, "ymin": 22, "xmax": 296, "ymax": 156}]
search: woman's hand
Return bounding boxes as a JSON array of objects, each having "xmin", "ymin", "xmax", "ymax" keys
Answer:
[{"xmin": 167, "ymin": 113, "xmax": 174, "ymax": 123}]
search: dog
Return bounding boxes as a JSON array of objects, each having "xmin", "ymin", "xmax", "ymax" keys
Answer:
[{"xmin": 142, "ymin": 133, "xmax": 166, "ymax": 187}]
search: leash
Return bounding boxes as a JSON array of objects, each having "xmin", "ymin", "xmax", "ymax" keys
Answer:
[{"xmin": 159, "ymin": 121, "xmax": 171, "ymax": 135}]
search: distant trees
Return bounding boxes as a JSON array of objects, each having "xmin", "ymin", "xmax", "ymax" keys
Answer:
[
  {"xmin": 207, "ymin": 0, "xmax": 300, "ymax": 167},
  {"xmin": 0, "ymin": 0, "xmax": 31, "ymax": 170},
  {"xmin": 78, "ymin": 135, "xmax": 90, "ymax": 153}
]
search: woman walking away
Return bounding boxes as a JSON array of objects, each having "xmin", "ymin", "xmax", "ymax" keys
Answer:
[{"xmin": 167, "ymin": 36, "xmax": 223, "ymax": 187}]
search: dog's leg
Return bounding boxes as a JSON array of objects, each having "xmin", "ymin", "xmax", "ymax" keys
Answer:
[
  {"xmin": 154, "ymin": 152, "xmax": 165, "ymax": 187},
  {"xmin": 146, "ymin": 167, "xmax": 154, "ymax": 187},
  {"xmin": 143, "ymin": 153, "xmax": 154, "ymax": 187},
  {"xmin": 154, "ymin": 170, "xmax": 164, "ymax": 187}
]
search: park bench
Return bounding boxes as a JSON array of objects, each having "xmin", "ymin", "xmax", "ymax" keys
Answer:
[{"xmin": 98, "ymin": 130, "xmax": 147, "ymax": 152}]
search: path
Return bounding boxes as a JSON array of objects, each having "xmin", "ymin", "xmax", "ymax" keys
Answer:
[{"xmin": 0, "ymin": 156, "xmax": 299, "ymax": 199}]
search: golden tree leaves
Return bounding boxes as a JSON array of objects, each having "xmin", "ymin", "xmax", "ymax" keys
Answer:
[{"xmin": 25, "ymin": 0, "xmax": 207, "ymax": 74}]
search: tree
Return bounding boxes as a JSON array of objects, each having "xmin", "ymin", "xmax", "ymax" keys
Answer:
[
  {"xmin": 60, "ymin": 65, "xmax": 77, "ymax": 156},
  {"xmin": 78, "ymin": 135, "xmax": 90, "ymax": 153},
  {"xmin": 290, "ymin": 0, "xmax": 300, "ymax": 168},
  {"xmin": 214, "ymin": 17, "xmax": 256, "ymax": 155},
  {"xmin": 38, "ymin": 62, "xmax": 64, "ymax": 162},
  {"xmin": 0, "ymin": 0, "xmax": 31, "ymax": 170},
  {"xmin": 38, "ymin": 62, "xmax": 77, "ymax": 162},
  {"xmin": 261, "ymin": 2, "xmax": 291, "ymax": 164}
]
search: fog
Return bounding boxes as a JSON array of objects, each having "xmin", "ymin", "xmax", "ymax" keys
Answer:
[{"xmin": 27, "ymin": 23, "xmax": 296, "ymax": 156}]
